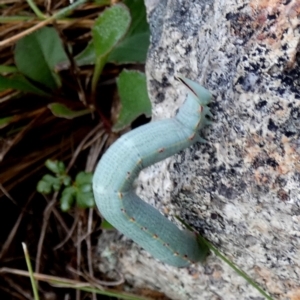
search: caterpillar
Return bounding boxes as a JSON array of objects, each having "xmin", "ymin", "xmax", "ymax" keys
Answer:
[{"xmin": 93, "ymin": 76, "xmax": 212, "ymax": 267}]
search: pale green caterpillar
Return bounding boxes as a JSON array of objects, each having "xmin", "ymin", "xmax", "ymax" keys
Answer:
[{"xmin": 93, "ymin": 77, "xmax": 212, "ymax": 267}]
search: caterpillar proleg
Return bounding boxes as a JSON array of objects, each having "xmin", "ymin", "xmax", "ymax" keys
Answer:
[{"xmin": 93, "ymin": 76, "xmax": 212, "ymax": 267}]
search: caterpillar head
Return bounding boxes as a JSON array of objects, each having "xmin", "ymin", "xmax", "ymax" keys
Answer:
[{"xmin": 176, "ymin": 76, "xmax": 212, "ymax": 105}]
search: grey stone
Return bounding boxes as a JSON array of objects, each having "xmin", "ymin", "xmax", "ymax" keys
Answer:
[{"xmin": 97, "ymin": 0, "xmax": 300, "ymax": 299}]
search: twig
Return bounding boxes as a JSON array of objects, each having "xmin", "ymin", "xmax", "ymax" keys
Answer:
[
  {"xmin": 67, "ymin": 266, "xmax": 124, "ymax": 287},
  {"xmin": 86, "ymin": 208, "xmax": 96, "ymax": 300},
  {"xmin": 53, "ymin": 213, "xmax": 79, "ymax": 250},
  {"xmin": 1, "ymin": 276, "xmax": 32, "ymax": 300},
  {"xmin": 0, "ymin": 183, "xmax": 18, "ymax": 206},
  {"xmin": 0, "ymin": 267, "xmax": 149, "ymax": 300},
  {"xmin": 66, "ymin": 123, "xmax": 104, "ymax": 172},
  {"xmin": 0, "ymin": 108, "xmax": 48, "ymax": 162},
  {"xmin": 76, "ymin": 218, "xmax": 82, "ymax": 300},
  {"xmin": 0, "ymin": 193, "xmax": 33, "ymax": 260},
  {"xmin": 35, "ymin": 193, "xmax": 58, "ymax": 274}
]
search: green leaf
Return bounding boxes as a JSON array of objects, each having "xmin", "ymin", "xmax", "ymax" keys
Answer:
[
  {"xmin": 76, "ymin": 3, "xmax": 131, "ymax": 68},
  {"xmin": 60, "ymin": 186, "xmax": 76, "ymax": 211},
  {"xmin": 108, "ymin": 0, "xmax": 150, "ymax": 63},
  {"xmin": 101, "ymin": 219, "xmax": 115, "ymax": 230},
  {"xmin": 36, "ymin": 174, "xmax": 61, "ymax": 194},
  {"xmin": 76, "ymin": 0, "xmax": 150, "ymax": 66},
  {"xmin": 74, "ymin": 172, "xmax": 94, "ymax": 209},
  {"xmin": 108, "ymin": 32, "xmax": 150, "ymax": 63},
  {"xmin": 76, "ymin": 190, "xmax": 95, "ymax": 209},
  {"xmin": 48, "ymin": 103, "xmax": 91, "ymax": 119},
  {"xmin": 92, "ymin": 4, "xmax": 131, "ymax": 57},
  {"xmin": 37, "ymin": 178, "xmax": 52, "ymax": 194},
  {"xmin": 14, "ymin": 27, "xmax": 69, "ymax": 90},
  {"xmin": 62, "ymin": 175, "xmax": 72, "ymax": 186},
  {"xmin": 0, "ymin": 74, "xmax": 49, "ymax": 95},
  {"xmin": 78, "ymin": 183, "xmax": 92, "ymax": 193},
  {"xmin": 113, "ymin": 70, "xmax": 152, "ymax": 132},
  {"xmin": 45, "ymin": 159, "xmax": 65, "ymax": 174},
  {"xmin": 75, "ymin": 172, "xmax": 93, "ymax": 185},
  {"xmin": 74, "ymin": 41, "xmax": 95, "ymax": 66}
]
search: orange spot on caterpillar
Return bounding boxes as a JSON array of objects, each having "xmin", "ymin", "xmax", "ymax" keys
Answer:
[
  {"xmin": 129, "ymin": 217, "xmax": 135, "ymax": 222},
  {"xmin": 158, "ymin": 148, "xmax": 165, "ymax": 153},
  {"xmin": 153, "ymin": 234, "xmax": 158, "ymax": 239},
  {"xmin": 198, "ymin": 106, "xmax": 203, "ymax": 113},
  {"xmin": 188, "ymin": 133, "xmax": 196, "ymax": 141},
  {"xmin": 195, "ymin": 120, "xmax": 201, "ymax": 129},
  {"xmin": 118, "ymin": 192, "xmax": 123, "ymax": 199},
  {"xmin": 137, "ymin": 159, "xmax": 142, "ymax": 165},
  {"xmin": 173, "ymin": 252, "xmax": 179, "ymax": 256},
  {"xmin": 141, "ymin": 227, "xmax": 147, "ymax": 231}
]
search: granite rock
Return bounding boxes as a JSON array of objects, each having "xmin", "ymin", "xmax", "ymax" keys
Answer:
[{"xmin": 97, "ymin": 1, "xmax": 300, "ymax": 299}]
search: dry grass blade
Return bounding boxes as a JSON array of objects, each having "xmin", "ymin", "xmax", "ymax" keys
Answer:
[
  {"xmin": 0, "ymin": 0, "xmax": 87, "ymax": 47},
  {"xmin": 0, "ymin": 267, "xmax": 152, "ymax": 300},
  {"xmin": 35, "ymin": 194, "xmax": 58, "ymax": 274},
  {"xmin": 22, "ymin": 243, "xmax": 40, "ymax": 300},
  {"xmin": 0, "ymin": 193, "xmax": 33, "ymax": 260}
]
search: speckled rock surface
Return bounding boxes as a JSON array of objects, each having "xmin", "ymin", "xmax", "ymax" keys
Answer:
[{"xmin": 97, "ymin": 0, "xmax": 300, "ymax": 299}]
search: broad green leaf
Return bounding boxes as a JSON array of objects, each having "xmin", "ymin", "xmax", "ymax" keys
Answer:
[
  {"xmin": 74, "ymin": 41, "xmax": 95, "ymax": 66},
  {"xmin": 108, "ymin": 32, "xmax": 150, "ymax": 63},
  {"xmin": 76, "ymin": 0, "xmax": 150, "ymax": 66},
  {"xmin": 108, "ymin": 0, "xmax": 150, "ymax": 63},
  {"xmin": 14, "ymin": 27, "xmax": 69, "ymax": 90},
  {"xmin": 113, "ymin": 70, "xmax": 151, "ymax": 132},
  {"xmin": 0, "ymin": 74, "xmax": 48, "ymax": 95},
  {"xmin": 48, "ymin": 103, "xmax": 90, "ymax": 119},
  {"xmin": 123, "ymin": 0, "xmax": 149, "ymax": 36},
  {"xmin": 92, "ymin": 4, "xmax": 131, "ymax": 57}
]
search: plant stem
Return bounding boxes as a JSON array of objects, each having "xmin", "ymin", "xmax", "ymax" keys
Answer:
[
  {"xmin": 91, "ymin": 55, "xmax": 108, "ymax": 98},
  {"xmin": 198, "ymin": 236, "xmax": 274, "ymax": 300},
  {"xmin": 26, "ymin": 0, "xmax": 46, "ymax": 19}
]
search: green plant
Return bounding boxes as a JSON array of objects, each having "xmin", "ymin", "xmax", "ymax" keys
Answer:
[
  {"xmin": 0, "ymin": 0, "xmax": 151, "ymax": 130},
  {"xmin": 37, "ymin": 160, "xmax": 94, "ymax": 211}
]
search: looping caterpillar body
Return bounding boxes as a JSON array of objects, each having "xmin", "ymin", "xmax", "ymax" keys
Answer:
[{"xmin": 93, "ymin": 77, "xmax": 212, "ymax": 267}]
